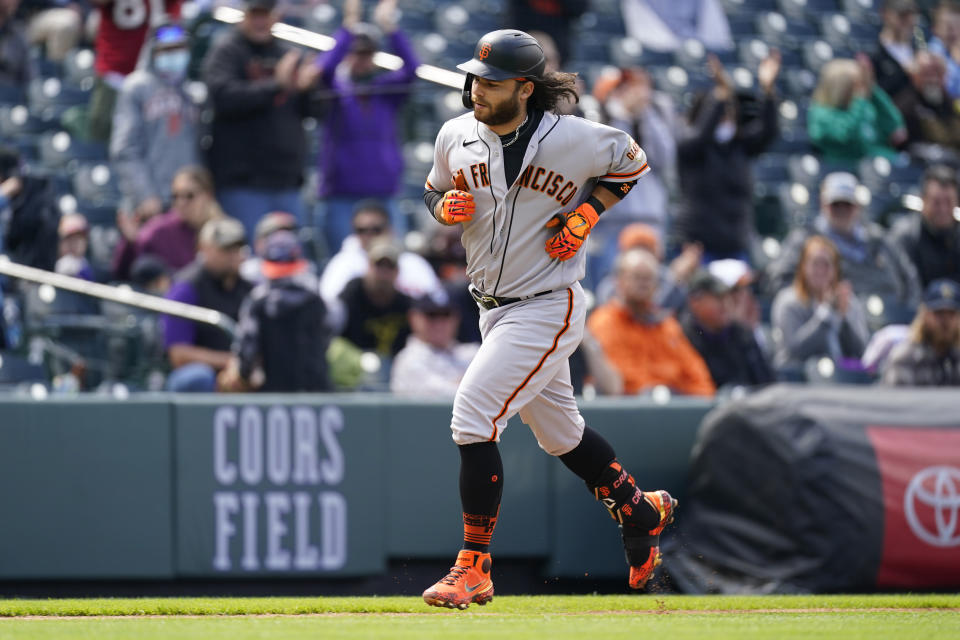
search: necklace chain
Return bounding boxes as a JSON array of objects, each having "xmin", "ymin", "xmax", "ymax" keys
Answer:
[{"xmin": 501, "ymin": 114, "xmax": 529, "ymax": 148}]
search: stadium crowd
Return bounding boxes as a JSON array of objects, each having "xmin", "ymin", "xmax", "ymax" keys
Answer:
[{"xmin": 0, "ymin": 0, "xmax": 959, "ymax": 395}]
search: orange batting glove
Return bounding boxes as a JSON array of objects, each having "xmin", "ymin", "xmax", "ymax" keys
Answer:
[
  {"xmin": 545, "ymin": 202, "xmax": 600, "ymax": 261},
  {"xmin": 437, "ymin": 190, "xmax": 475, "ymax": 224}
]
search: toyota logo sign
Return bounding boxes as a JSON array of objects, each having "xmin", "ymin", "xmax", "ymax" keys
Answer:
[{"xmin": 904, "ymin": 465, "xmax": 960, "ymax": 548}]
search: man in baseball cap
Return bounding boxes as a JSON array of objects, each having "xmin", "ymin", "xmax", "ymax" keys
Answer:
[
  {"xmin": 162, "ymin": 217, "xmax": 252, "ymax": 392},
  {"xmin": 221, "ymin": 229, "xmax": 332, "ymax": 392},
  {"xmin": 882, "ymin": 278, "xmax": 960, "ymax": 385}
]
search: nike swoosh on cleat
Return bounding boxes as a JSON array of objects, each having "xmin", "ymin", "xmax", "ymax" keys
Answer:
[
  {"xmin": 464, "ymin": 580, "xmax": 487, "ymax": 593},
  {"xmin": 463, "ymin": 140, "xmax": 479, "ymax": 147}
]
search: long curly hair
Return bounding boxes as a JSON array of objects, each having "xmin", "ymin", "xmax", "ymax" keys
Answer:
[{"xmin": 528, "ymin": 71, "xmax": 580, "ymax": 113}]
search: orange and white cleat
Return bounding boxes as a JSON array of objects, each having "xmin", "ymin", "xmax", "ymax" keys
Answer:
[
  {"xmin": 422, "ymin": 549, "xmax": 494, "ymax": 610},
  {"xmin": 622, "ymin": 490, "xmax": 678, "ymax": 590}
]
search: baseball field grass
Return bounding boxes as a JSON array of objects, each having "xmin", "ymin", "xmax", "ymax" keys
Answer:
[{"xmin": 1, "ymin": 594, "xmax": 958, "ymax": 639}]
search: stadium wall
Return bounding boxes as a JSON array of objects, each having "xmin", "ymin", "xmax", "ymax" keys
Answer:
[{"xmin": 0, "ymin": 395, "xmax": 711, "ymax": 581}]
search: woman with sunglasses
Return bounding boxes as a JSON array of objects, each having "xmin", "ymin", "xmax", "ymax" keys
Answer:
[{"xmin": 112, "ymin": 165, "xmax": 226, "ymax": 281}]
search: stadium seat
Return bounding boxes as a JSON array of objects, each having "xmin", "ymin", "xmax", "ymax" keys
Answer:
[
  {"xmin": 777, "ymin": 180, "xmax": 817, "ymax": 226},
  {"xmin": 787, "ymin": 152, "xmax": 825, "ymax": 188},
  {"xmin": 38, "ymin": 130, "xmax": 107, "ymax": 170},
  {"xmin": 782, "ymin": 67, "xmax": 818, "ymax": 98},
  {"xmin": 72, "ymin": 163, "xmax": 120, "ymax": 204},
  {"xmin": 802, "ymin": 39, "xmax": 836, "ymax": 73},
  {"xmin": 674, "ymin": 39, "xmax": 708, "ymax": 69},
  {"xmin": 755, "ymin": 11, "xmax": 818, "ymax": 49},
  {"xmin": 577, "ymin": 10, "xmax": 627, "ymax": 37},
  {"xmin": 609, "ymin": 37, "xmax": 672, "ymax": 68},
  {"xmin": 305, "ymin": 2, "xmax": 339, "ymax": 33},
  {"xmin": 62, "ymin": 48, "xmax": 95, "ymax": 91},
  {"xmin": 27, "ymin": 77, "xmax": 89, "ymax": 123},
  {"xmin": 841, "ymin": 0, "xmax": 882, "ymax": 26},
  {"xmin": 0, "ymin": 350, "xmax": 48, "ymax": 387},
  {"xmin": 0, "ymin": 83, "xmax": 26, "ymax": 107},
  {"xmin": 820, "ymin": 13, "xmax": 879, "ymax": 53},
  {"xmin": 411, "ymin": 31, "xmax": 449, "ymax": 66}
]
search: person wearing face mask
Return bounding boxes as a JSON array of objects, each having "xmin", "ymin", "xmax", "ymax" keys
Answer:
[
  {"xmin": 314, "ymin": 0, "xmax": 419, "ymax": 254},
  {"xmin": 890, "ymin": 49, "xmax": 960, "ymax": 153},
  {"xmin": 110, "ymin": 22, "xmax": 199, "ymax": 230},
  {"xmin": 673, "ymin": 51, "xmax": 780, "ymax": 263}
]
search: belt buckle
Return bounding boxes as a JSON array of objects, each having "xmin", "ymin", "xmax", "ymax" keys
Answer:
[{"xmin": 480, "ymin": 295, "xmax": 500, "ymax": 309}]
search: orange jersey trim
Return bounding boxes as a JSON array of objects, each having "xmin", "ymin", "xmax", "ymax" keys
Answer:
[
  {"xmin": 601, "ymin": 163, "xmax": 649, "ymax": 180},
  {"xmin": 488, "ymin": 288, "xmax": 574, "ymax": 441},
  {"xmin": 425, "ymin": 179, "xmax": 435, "ymax": 190}
]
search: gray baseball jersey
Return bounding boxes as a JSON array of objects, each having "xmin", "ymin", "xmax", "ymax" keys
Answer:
[
  {"xmin": 427, "ymin": 110, "xmax": 650, "ymax": 450},
  {"xmin": 426, "ymin": 111, "xmax": 650, "ymax": 298}
]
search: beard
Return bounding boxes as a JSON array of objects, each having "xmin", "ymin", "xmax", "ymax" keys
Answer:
[{"xmin": 474, "ymin": 89, "xmax": 523, "ymax": 126}]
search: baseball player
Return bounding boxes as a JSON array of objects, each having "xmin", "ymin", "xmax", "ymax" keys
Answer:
[{"xmin": 420, "ymin": 29, "xmax": 676, "ymax": 609}]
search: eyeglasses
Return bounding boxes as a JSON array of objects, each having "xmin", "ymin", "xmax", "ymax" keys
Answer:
[
  {"xmin": 354, "ymin": 225, "xmax": 386, "ymax": 236},
  {"xmin": 373, "ymin": 258, "xmax": 398, "ymax": 269},
  {"xmin": 172, "ymin": 191, "xmax": 197, "ymax": 202}
]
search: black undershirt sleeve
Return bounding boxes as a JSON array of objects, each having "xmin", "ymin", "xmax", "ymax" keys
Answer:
[{"xmin": 423, "ymin": 188, "xmax": 445, "ymax": 220}]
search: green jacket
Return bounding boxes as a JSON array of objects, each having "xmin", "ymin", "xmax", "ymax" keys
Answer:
[{"xmin": 808, "ymin": 86, "xmax": 905, "ymax": 168}]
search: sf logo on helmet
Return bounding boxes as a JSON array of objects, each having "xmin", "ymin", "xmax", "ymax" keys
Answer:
[{"xmin": 478, "ymin": 42, "xmax": 492, "ymax": 60}]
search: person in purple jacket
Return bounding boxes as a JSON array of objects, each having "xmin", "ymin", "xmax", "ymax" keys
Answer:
[{"xmin": 315, "ymin": 0, "xmax": 419, "ymax": 253}]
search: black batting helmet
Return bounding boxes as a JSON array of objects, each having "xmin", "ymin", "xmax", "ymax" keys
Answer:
[{"xmin": 457, "ymin": 29, "xmax": 546, "ymax": 108}]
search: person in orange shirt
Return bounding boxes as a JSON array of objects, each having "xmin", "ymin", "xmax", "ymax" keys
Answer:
[{"xmin": 587, "ymin": 248, "xmax": 716, "ymax": 396}]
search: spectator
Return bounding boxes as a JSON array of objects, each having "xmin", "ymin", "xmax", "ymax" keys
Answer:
[
  {"xmin": 891, "ymin": 50, "xmax": 960, "ymax": 152},
  {"xmin": 0, "ymin": 146, "xmax": 59, "ymax": 271},
  {"xmin": 871, "ymin": 0, "xmax": 919, "ymax": 100},
  {"xmin": 87, "ymin": 0, "xmax": 182, "ymax": 143},
  {"xmin": 315, "ymin": 0, "xmax": 419, "ymax": 252},
  {"xmin": 680, "ymin": 270, "xmax": 774, "ymax": 390},
  {"xmin": 110, "ymin": 22, "xmax": 199, "ymax": 225},
  {"xmin": 709, "ymin": 258, "xmax": 767, "ymax": 354},
  {"xmin": 808, "ymin": 57, "xmax": 906, "ymax": 168},
  {"xmin": 590, "ymin": 66, "xmax": 677, "ymax": 278},
  {"xmin": 129, "ymin": 254, "xmax": 171, "ymax": 296},
  {"xmin": 928, "ymin": 0, "xmax": 960, "ymax": 99},
  {"xmin": 55, "ymin": 213, "xmax": 94, "ymax": 281},
  {"xmin": 338, "ymin": 237, "xmax": 412, "ymax": 359},
  {"xmin": 766, "ymin": 172, "xmax": 921, "ymax": 308},
  {"xmin": 24, "ymin": 0, "xmax": 83, "ymax": 62},
  {"xmin": 621, "ymin": 0, "xmax": 732, "ymax": 53},
  {"xmin": 161, "ymin": 217, "xmax": 252, "ymax": 392},
  {"xmin": 587, "ymin": 248, "xmax": 715, "ymax": 396},
  {"xmin": 771, "ymin": 235, "xmax": 870, "ymax": 372},
  {"xmin": 594, "ymin": 222, "xmax": 697, "ymax": 312},
  {"xmin": 674, "ymin": 52, "xmax": 780, "ymax": 262},
  {"xmin": 890, "ymin": 164, "xmax": 960, "ymax": 287},
  {"xmin": 882, "ymin": 278, "xmax": 960, "ymax": 385},
  {"xmin": 112, "ymin": 165, "xmax": 225, "ymax": 280},
  {"xmin": 0, "ymin": 0, "xmax": 31, "ymax": 87},
  {"xmin": 319, "ymin": 199, "xmax": 442, "ymax": 330},
  {"xmin": 390, "ymin": 286, "xmax": 479, "ymax": 398},
  {"xmin": 508, "ymin": 0, "xmax": 586, "ymax": 66},
  {"xmin": 219, "ymin": 231, "xmax": 332, "ymax": 392},
  {"xmin": 203, "ymin": 0, "xmax": 322, "ymax": 237},
  {"xmin": 421, "ymin": 222, "xmax": 480, "ymax": 344},
  {"xmin": 239, "ymin": 210, "xmax": 312, "ymax": 284}
]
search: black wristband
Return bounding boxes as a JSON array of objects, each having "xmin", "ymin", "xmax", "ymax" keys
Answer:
[{"xmin": 585, "ymin": 195, "xmax": 606, "ymax": 216}]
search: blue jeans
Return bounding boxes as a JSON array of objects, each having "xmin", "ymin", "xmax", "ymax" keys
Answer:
[
  {"xmin": 316, "ymin": 196, "xmax": 406, "ymax": 256},
  {"xmin": 217, "ymin": 188, "xmax": 305, "ymax": 243},
  {"xmin": 166, "ymin": 362, "xmax": 217, "ymax": 392}
]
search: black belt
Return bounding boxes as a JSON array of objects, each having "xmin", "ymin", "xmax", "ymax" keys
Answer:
[{"xmin": 469, "ymin": 287, "xmax": 554, "ymax": 310}]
